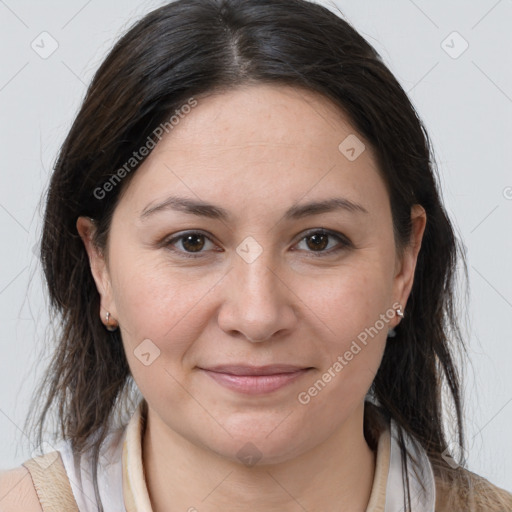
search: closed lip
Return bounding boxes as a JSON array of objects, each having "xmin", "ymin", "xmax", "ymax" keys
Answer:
[
  {"xmin": 198, "ymin": 364, "xmax": 313, "ymax": 395},
  {"xmin": 197, "ymin": 364, "xmax": 312, "ymax": 376}
]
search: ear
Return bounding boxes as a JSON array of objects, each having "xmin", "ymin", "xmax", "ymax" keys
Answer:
[
  {"xmin": 391, "ymin": 204, "xmax": 427, "ymax": 322},
  {"xmin": 76, "ymin": 216, "xmax": 118, "ymax": 324}
]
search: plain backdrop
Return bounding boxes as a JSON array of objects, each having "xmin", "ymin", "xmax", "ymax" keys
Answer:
[{"xmin": 0, "ymin": 0, "xmax": 511, "ymax": 490}]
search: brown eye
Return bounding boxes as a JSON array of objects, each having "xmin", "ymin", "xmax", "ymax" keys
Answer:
[
  {"xmin": 295, "ymin": 229, "xmax": 351, "ymax": 256},
  {"xmin": 305, "ymin": 233, "xmax": 329, "ymax": 251},
  {"xmin": 165, "ymin": 231, "xmax": 218, "ymax": 258},
  {"xmin": 181, "ymin": 233, "xmax": 206, "ymax": 252}
]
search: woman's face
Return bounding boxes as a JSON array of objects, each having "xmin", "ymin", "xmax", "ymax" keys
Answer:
[{"xmin": 80, "ymin": 83, "xmax": 425, "ymax": 464}]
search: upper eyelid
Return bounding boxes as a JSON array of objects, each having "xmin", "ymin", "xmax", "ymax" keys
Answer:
[{"xmin": 165, "ymin": 230, "xmax": 218, "ymax": 250}]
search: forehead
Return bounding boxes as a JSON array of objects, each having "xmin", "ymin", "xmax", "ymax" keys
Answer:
[
  {"xmin": 160, "ymin": 83, "xmax": 370, "ymax": 161},
  {"xmin": 116, "ymin": 83, "xmax": 388, "ymax": 223}
]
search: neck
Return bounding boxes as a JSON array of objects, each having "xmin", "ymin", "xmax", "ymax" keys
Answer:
[{"xmin": 142, "ymin": 401, "xmax": 377, "ymax": 512}]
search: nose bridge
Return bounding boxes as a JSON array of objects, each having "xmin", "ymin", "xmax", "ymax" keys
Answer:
[
  {"xmin": 218, "ymin": 235, "xmax": 295, "ymax": 342},
  {"xmin": 234, "ymin": 235, "xmax": 280, "ymax": 302}
]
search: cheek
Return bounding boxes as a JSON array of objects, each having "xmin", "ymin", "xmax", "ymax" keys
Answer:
[
  {"xmin": 111, "ymin": 251, "xmax": 224, "ymax": 367},
  {"xmin": 298, "ymin": 257, "xmax": 393, "ymax": 345},
  {"xmin": 292, "ymin": 258, "xmax": 393, "ymax": 401},
  {"xmin": 295, "ymin": 296, "xmax": 389, "ymax": 431}
]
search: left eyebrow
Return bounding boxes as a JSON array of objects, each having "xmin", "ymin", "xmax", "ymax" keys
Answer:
[
  {"xmin": 283, "ymin": 197, "xmax": 369, "ymax": 220},
  {"xmin": 139, "ymin": 195, "xmax": 369, "ymax": 222}
]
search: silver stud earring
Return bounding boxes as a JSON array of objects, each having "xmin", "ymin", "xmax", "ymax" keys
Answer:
[{"xmin": 387, "ymin": 305, "xmax": 404, "ymax": 338}]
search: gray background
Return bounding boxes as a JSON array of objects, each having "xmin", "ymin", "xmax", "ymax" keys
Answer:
[{"xmin": 0, "ymin": 0, "xmax": 511, "ymax": 490}]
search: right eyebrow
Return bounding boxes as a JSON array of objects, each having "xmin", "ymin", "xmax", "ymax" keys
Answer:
[{"xmin": 140, "ymin": 196, "xmax": 231, "ymax": 221}]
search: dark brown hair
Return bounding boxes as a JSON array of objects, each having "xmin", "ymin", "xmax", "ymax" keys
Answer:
[{"xmin": 29, "ymin": 0, "xmax": 470, "ymax": 509}]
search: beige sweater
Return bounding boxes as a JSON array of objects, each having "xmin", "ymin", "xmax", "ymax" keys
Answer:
[{"xmin": 434, "ymin": 464, "xmax": 512, "ymax": 512}]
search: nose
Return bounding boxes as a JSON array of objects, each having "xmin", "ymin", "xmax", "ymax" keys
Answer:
[{"xmin": 217, "ymin": 248, "xmax": 297, "ymax": 343}]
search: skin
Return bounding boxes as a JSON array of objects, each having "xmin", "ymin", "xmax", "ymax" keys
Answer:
[{"xmin": 77, "ymin": 84, "xmax": 426, "ymax": 512}]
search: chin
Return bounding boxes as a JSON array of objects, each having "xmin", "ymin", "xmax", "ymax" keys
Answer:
[{"xmin": 200, "ymin": 415, "xmax": 315, "ymax": 467}]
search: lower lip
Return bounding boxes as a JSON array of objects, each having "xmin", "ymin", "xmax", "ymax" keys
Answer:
[{"xmin": 200, "ymin": 369, "xmax": 311, "ymax": 395}]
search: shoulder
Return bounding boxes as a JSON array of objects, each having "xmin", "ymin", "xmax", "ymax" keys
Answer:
[
  {"xmin": 0, "ymin": 466, "xmax": 42, "ymax": 512},
  {"xmin": 434, "ymin": 464, "xmax": 512, "ymax": 512}
]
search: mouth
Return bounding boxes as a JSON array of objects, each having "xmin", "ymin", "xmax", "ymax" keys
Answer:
[{"xmin": 197, "ymin": 364, "xmax": 313, "ymax": 395}]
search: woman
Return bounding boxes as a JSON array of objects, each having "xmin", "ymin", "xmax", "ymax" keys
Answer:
[{"xmin": 1, "ymin": 0, "xmax": 511, "ymax": 510}]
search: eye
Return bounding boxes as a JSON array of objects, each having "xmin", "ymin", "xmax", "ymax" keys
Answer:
[
  {"xmin": 163, "ymin": 228, "xmax": 351, "ymax": 259},
  {"xmin": 294, "ymin": 229, "xmax": 352, "ymax": 256},
  {"xmin": 164, "ymin": 231, "xmax": 219, "ymax": 258}
]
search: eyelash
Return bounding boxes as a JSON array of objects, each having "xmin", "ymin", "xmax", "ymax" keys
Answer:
[{"xmin": 163, "ymin": 229, "xmax": 352, "ymax": 259}]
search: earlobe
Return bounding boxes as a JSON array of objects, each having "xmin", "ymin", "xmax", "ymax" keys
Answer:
[{"xmin": 76, "ymin": 216, "xmax": 118, "ymax": 323}]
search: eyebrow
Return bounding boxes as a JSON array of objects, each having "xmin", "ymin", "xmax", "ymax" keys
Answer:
[{"xmin": 140, "ymin": 195, "xmax": 369, "ymax": 221}]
